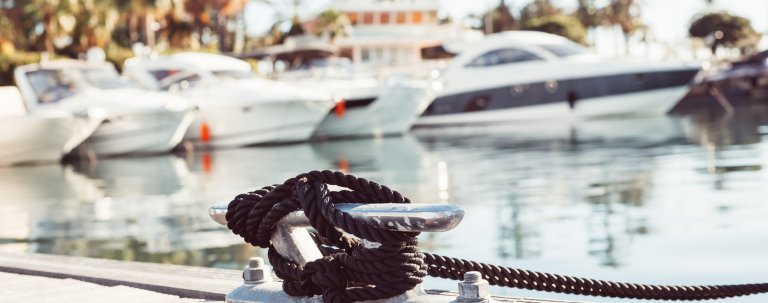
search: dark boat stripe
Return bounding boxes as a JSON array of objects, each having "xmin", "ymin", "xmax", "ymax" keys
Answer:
[
  {"xmin": 328, "ymin": 97, "xmax": 377, "ymax": 113},
  {"xmin": 422, "ymin": 68, "xmax": 699, "ymax": 116}
]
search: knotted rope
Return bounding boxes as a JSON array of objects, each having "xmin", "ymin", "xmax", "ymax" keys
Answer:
[{"xmin": 225, "ymin": 170, "xmax": 768, "ymax": 303}]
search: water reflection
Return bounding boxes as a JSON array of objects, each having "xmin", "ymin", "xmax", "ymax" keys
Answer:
[
  {"xmin": 0, "ymin": 105, "xmax": 767, "ymax": 302},
  {"xmin": 413, "ymin": 115, "xmax": 681, "ymax": 272},
  {"xmin": 410, "ymin": 107, "xmax": 768, "ymax": 302}
]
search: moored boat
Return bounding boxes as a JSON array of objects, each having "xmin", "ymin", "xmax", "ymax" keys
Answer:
[
  {"xmin": 0, "ymin": 86, "xmax": 102, "ymax": 166},
  {"xmin": 14, "ymin": 60, "xmax": 196, "ymax": 156},
  {"xmin": 123, "ymin": 53, "xmax": 335, "ymax": 147},
  {"xmin": 248, "ymin": 38, "xmax": 436, "ymax": 138},
  {"xmin": 416, "ymin": 31, "xmax": 701, "ymax": 126}
]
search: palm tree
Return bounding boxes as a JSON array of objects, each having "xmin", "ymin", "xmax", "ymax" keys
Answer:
[
  {"xmin": 602, "ymin": 0, "xmax": 643, "ymax": 54},
  {"xmin": 23, "ymin": 0, "xmax": 79, "ymax": 54},
  {"xmin": 116, "ymin": 0, "xmax": 172, "ymax": 49},
  {"xmin": 212, "ymin": 0, "xmax": 247, "ymax": 52},
  {"xmin": 69, "ymin": 0, "xmax": 119, "ymax": 54},
  {"xmin": 519, "ymin": 0, "xmax": 560, "ymax": 26},
  {"xmin": 312, "ymin": 9, "xmax": 350, "ymax": 43},
  {"xmin": 481, "ymin": 0, "xmax": 516, "ymax": 34},
  {"xmin": 182, "ymin": 0, "xmax": 211, "ymax": 47},
  {"xmin": 182, "ymin": 0, "xmax": 247, "ymax": 52},
  {"xmin": 573, "ymin": 0, "xmax": 603, "ymax": 45}
]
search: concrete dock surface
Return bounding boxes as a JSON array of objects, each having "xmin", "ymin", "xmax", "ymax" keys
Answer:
[{"xmin": 0, "ymin": 252, "xmax": 583, "ymax": 303}]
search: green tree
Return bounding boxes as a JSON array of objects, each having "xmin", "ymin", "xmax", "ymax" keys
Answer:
[
  {"xmin": 574, "ymin": 0, "xmax": 602, "ymax": 29},
  {"xmin": 689, "ymin": 12, "xmax": 761, "ymax": 55},
  {"xmin": 573, "ymin": 0, "xmax": 604, "ymax": 45},
  {"xmin": 0, "ymin": 11, "xmax": 16, "ymax": 53},
  {"xmin": 602, "ymin": 0, "xmax": 644, "ymax": 54},
  {"xmin": 312, "ymin": 9, "xmax": 350, "ymax": 43},
  {"xmin": 22, "ymin": 0, "xmax": 80, "ymax": 54},
  {"xmin": 523, "ymin": 14, "xmax": 588, "ymax": 45},
  {"xmin": 480, "ymin": 0, "xmax": 516, "ymax": 34},
  {"xmin": 115, "ymin": 0, "xmax": 174, "ymax": 49},
  {"xmin": 67, "ymin": 0, "xmax": 119, "ymax": 54},
  {"xmin": 181, "ymin": 0, "xmax": 247, "ymax": 52},
  {"xmin": 519, "ymin": 0, "xmax": 560, "ymax": 26}
]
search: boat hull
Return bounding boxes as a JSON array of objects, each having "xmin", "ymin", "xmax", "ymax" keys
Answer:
[
  {"xmin": 416, "ymin": 85, "xmax": 691, "ymax": 126},
  {"xmin": 0, "ymin": 115, "xmax": 99, "ymax": 166},
  {"xmin": 313, "ymin": 82, "xmax": 434, "ymax": 138},
  {"xmin": 87, "ymin": 109, "xmax": 195, "ymax": 156},
  {"xmin": 184, "ymin": 99, "xmax": 330, "ymax": 148}
]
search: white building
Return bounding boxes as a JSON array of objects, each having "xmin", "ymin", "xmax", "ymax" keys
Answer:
[{"xmin": 330, "ymin": 0, "xmax": 481, "ymax": 69}]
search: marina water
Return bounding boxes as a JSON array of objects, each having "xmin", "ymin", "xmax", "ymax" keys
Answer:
[{"xmin": 1, "ymin": 105, "xmax": 767, "ymax": 303}]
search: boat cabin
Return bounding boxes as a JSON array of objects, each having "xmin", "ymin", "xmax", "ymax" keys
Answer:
[
  {"xmin": 14, "ymin": 61, "xmax": 131, "ymax": 108},
  {"xmin": 448, "ymin": 31, "xmax": 593, "ymax": 71},
  {"xmin": 124, "ymin": 53, "xmax": 255, "ymax": 92}
]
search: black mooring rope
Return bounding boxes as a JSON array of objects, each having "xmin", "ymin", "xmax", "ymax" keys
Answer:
[{"xmin": 225, "ymin": 170, "xmax": 768, "ymax": 303}]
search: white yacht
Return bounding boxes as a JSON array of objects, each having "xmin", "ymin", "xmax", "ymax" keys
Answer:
[
  {"xmin": 0, "ymin": 87, "xmax": 102, "ymax": 166},
  {"xmin": 252, "ymin": 38, "xmax": 435, "ymax": 138},
  {"xmin": 415, "ymin": 31, "xmax": 701, "ymax": 126},
  {"xmin": 123, "ymin": 53, "xmax": 335, "ymax": 147},
  {"xmin": 14, "ymin": 60, "xmax": 196, "ymax": 156}
]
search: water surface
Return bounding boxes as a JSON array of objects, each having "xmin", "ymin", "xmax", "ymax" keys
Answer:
[{"xmin": 1, "ymin": 105, "xmax": 767, "ymax": 302}]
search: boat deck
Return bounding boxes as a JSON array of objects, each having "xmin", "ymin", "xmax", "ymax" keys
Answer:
[{"xmin": 0, "ymin": 252, "xmax": 585, "ymax": 303}]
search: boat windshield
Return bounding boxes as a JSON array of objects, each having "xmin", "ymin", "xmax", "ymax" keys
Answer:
[
  {"xmin": 537, "ymin": 42, "xmax": 588, "ymax": 58},
  {"xmin": 25, "ymin": 66, "xmax": 132, "ymax": 103},
  {"xmin": 211, "ymin": 70, "xmax": 254, "ymax": 80},
  {"xmin": 465, "ymin": 48, "xmax": 543, "ymax": 67},
  {"xmin": 294, "ymin": 57, "xmax": 367, "ymax": 79}
]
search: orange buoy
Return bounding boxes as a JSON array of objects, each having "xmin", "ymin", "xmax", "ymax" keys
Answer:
[
  {"xmin": 200, "ymin": 122, "xmax": 210, "ymax": 143},
  {"xmin": 335, "ymin": 99, "xmax": 346, "ymax": 117}
]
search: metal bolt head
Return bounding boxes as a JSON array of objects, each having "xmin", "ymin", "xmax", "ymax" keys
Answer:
[
  {"xmin": 243, "ymin": 257, "xmax": 272, "ymax": 284},
  {"xmin": 457, "ymin": 271, "xmax": 490, "ymax": 302},
  {"xmin": 463, "ymin": 271, "xmax": 481, "ymax": 283},
  {"xmin": 248, "ymin": 257, "xmax": 265, "ymax": 268}
]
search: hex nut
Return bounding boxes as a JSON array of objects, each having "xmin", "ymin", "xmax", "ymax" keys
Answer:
[
  {"xmin": 457, "ymin": 271, "xmax": 491, "ymax": 302},
  {"xmin": 243, "ymin": 266, "xmax": 272, "ymax": 284}
]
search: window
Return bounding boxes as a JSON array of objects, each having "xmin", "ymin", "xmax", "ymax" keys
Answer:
[
  {"xmin": 380, "ymin": 12, "xmax": 390, "ymax": 24},
  {"xmin": 77, "ymin": 67, "xmax": 127, "ymax": 89},
  {"xmin": 538, "ymin": 43, "xmax": 587, "ymax": 57},
  {"xmin": 361, "ymin": 48, "xmax": 371, "ymax": 61},
  {"xmin": 395, "ymin": 11, "xmax": 406, "ymax": 24},
  {"xmin": 347, "ymin": 12, "xmax": 358, "ymax": 25},
  {"xmin": 150, "ymin": 69, "xmax": 179, "ymax": 81},
  {"xmin": 25, "ymin": 70, "xmax": 75, "ymax": 104},
  {"xmin": 363, "ymin": 12, "xmax": 374, "ymax": 24},
  {"xmin": 465, "ymin": 48, "xmax": 542, "ymax": 67},
  {"xmin": 159, "ymin": 72, "xmax": 202, "ymax": 91},
  {"xmin": 411, "ymin": 11, "xmax": 423, "ymax": 24},
  {"xmin": 212, "ymin": 70, "xmax": 253, "ymax": 80}
]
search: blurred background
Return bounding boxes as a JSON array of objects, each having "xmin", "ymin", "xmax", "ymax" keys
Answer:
[{"xmin": 1, "ymin": 1, "xmax": 768, "ymax": 303}]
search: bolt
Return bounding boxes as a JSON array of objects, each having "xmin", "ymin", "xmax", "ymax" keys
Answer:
[
  {"xmin": 248, "ymin": 257, "xmax": 265, "ymax": 268},
  {"xmin": 463, "ymin": 271, "xmax": 481, "ymax": 283},
  {"xmin": 243, "ymin": 257, "xmax": 272, "ymax": 284},
  {"xmin": 457, "ymin": 271, "xmax": 491, "ymax": 303}
]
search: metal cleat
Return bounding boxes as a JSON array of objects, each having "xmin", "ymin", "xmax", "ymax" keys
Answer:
[{"xmin": 210, "ymin": 202, "xmax": 467, "ymax": 303}]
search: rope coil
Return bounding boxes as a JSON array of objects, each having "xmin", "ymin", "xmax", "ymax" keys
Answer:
[{"xmin": 225, "ymin": 170, "xmax": 768, "ymax": 303}]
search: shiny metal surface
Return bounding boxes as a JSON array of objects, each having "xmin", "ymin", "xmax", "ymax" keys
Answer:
[
  {"xmin": 209, "ymin": 204, "xmax": 229, "ymax": 225},
  {"xmin": 209, "ymin": 203, "xmax": 464, "ymax": 232},
  {"xmin": 209, "ymin": 202, "xmax": 463, "ymax": 265}
]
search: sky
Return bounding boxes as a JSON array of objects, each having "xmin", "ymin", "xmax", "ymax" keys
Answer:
[{"xmin": 243, "ymin": 0, "xmax": 768, "ymax": 58}]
